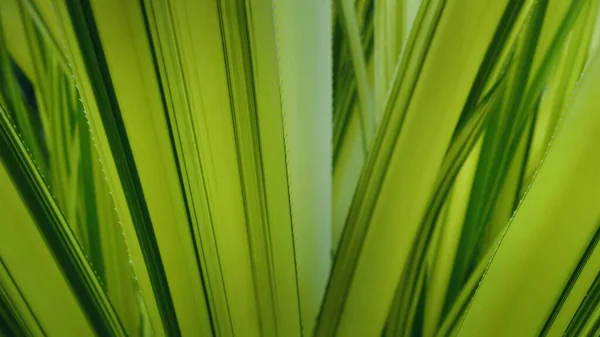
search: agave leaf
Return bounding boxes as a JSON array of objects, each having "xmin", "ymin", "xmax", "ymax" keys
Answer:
[
  {"xmin": 49, "ymin": 0, "xmax": 170, "ymax": 333},
  {"xmin": 332, "ymin": 0, "xmax": 375, "ymax": 251},
  {"xmin": 0, "ymin": 163, "xmax": 94, "ymax": 336},
  {"xmin": 336, "ymin": 0, "xmax": 375, "ymax": 153},
  {"xmin": 523, "ymin": 0, "xmax": 598, "ymax": 190},
  {"xmin": 272, "ymin": 0, "xmax": 333, "ymax": 333},
  {"xmin": 2, "ymin": 0, "xmax": 147, "ymax": 333},
  {"xmin": 0, "ymin": 258, "xmax": 44, "ymax": 336},
  {"xmin": 385, "ymin": 70, "xmax": 507, "ymax": 337},
  {"xmin": 0, "ymin": 5, "xmax": 45, "ymax": 171},
  {"xmin": 333, "ymin": 106, "xmax": 365, "ymax": 253},
  {"xmin": 374, "ymin": 0, "xmax": 404, "ymax": 115},
  {"xmin": 142, "ymin": 0, "xmax": 243, "ymax": 334},
  {"xmin": 2, "ymin": 0, "xmax": 600, "ymax": 335},
  {"xmin": 316, "ymin": 0, "xmax": 511, "ymax": 335},
  {"xmin": 0, "ymin": 0, "xmax": 35, "ymax": 80},
  {"xmin": 446, "ymin": 0, "xmax": 590, "ymax": 308},
  {"xmin": 446, "ymin": 0, "xmax": 549, "ymax": 300},
  {"xmin": 456, "ymin": 49, "xmax": 600, "ymax": 337},
  {"xmin": 61, "ymin": 0, "xmax": 215, "ymax": 334},
  {"xmin": 382, "ymin": 1, "xmax": 528, "ymax": 331},
  {"xmin": 564, "ymin": 270, "xmax": 600, "ymax": 336},
  {"xmin": 0, "ymin": 98, "xmax": 125, "ymax": 335},
  {"xmin": 539, "ymin": 221, "xmax": 600, "ymax": 337},
  {"xmin": 333, "ymin": 0, "xmax": 374, "ymax": 159},
  {"xmin": 42, "ymin": 0, "xmax": 332, "ymax": 336},
  {"xmin": 424, "ymin": 139, "xmax": 481, "ymax": 337}
]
